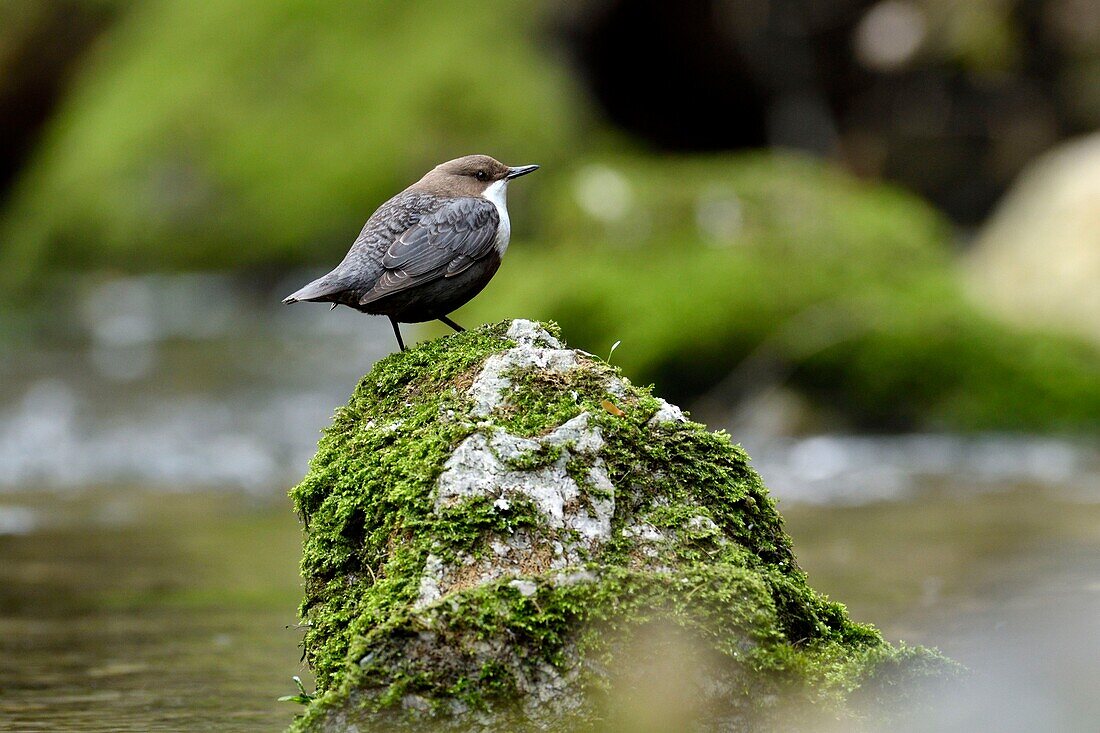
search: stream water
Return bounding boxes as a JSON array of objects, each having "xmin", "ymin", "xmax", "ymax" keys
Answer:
[{"xmin": 1, "ymin": 274, "xmax": 1098, "ymax": 731}]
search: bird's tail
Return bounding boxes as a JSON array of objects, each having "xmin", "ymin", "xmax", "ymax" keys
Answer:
[{"xmin": 282, "ymin": 276, "xmax": 343, "ymax": 304}]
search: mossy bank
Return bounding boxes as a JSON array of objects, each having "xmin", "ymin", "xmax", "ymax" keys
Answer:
[{"xmin": 288, "ymin": 320, "xmax": 950, "ymax": 731}]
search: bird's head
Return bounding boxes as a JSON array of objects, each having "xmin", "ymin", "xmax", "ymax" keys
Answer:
[{"xmin": 413, "ymin": 155, "xmax": 539, "ymax": 198}]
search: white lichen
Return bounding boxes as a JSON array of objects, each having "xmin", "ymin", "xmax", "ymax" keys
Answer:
[
  {"xmin": 415, "ymin": 323, "xmax": 628, "ymax": 608},
  {"xmin": 648, "ymin": 398, "xmax": 688, "ymax": 426},
  {"xmin": 468, "ymin": 321, "xmax": 576, "ymax": 418},
  {"xmin": 508, "ymin": 579, "xmax": 538, "ymax": 597}
]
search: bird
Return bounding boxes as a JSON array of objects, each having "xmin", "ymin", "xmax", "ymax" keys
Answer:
[{"xmin": 282, "ymin": 154, "xmax": 539, "ymax": 351}]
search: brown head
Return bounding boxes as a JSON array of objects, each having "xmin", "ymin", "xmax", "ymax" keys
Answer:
[{"xmin": 408, "ymin": 154, "xmax": 539, "ymax": 197}]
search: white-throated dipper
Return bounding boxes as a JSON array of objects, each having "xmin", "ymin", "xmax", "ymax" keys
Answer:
[{"xmin": 282, "ymin": 154, "xmax": 539, "ymax": 351}]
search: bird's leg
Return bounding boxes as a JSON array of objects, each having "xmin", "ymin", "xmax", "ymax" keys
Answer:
[
  {"xmin": 389, "ymin": 316, "xmax": 407, "ymax": 351},
  {"xmin": 438, "ymin": 315, "xmax": 465, "ymax": 333}
]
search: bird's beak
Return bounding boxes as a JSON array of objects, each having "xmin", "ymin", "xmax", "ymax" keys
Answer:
[{"xmin": 506, "ymin": 164, "xmax": 540, "ymax": 179}]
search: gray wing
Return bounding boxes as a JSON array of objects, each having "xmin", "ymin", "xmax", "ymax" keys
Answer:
[
  {"xmin": 283, "ymin": 191, "xmax": 437, "ymax": 305},
  {"xmin": 359, "ymin": 197, "xmax": 499, "ymax": 305}
]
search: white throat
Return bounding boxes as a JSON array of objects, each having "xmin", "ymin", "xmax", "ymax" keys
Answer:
[{"xmin": 482, "ymin": 179, "xmax": 511, "ymax": 254}]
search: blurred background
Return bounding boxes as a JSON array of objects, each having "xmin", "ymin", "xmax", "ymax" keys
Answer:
[{"xmin": 1, "ymin": 0, "xmax": 1098, "ymax": 730}]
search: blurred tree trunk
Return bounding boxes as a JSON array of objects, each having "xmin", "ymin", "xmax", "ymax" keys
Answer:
[{"xmin": 0, "ymin": 0, "xmax": 115, "ymax": 202}]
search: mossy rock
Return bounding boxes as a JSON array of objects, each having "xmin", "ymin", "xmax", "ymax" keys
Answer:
[{"xmin": 288, "ymin": 320, "xmax": 950, "ymax": 731}]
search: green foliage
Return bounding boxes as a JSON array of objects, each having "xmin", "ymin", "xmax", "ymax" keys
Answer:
[{"xmin": 277, "ymin": 675, "xmax": 314, "ymax": 706}]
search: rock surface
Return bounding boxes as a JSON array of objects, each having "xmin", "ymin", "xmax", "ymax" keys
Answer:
[
  {"xmin": 967, "ymin": 133, "xmax": 1100, "ymax": 346},
  {"xmin": 288, "ymin": 320, "xmax": 948, "ymax": 731}
]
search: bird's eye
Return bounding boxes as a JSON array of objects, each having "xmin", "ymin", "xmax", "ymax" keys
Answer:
[{"xmin": 475, "ymin": 170, "xmax": 488, "ymax": 181}]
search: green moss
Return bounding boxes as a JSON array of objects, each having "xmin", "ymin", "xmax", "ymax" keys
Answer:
[
  {"xmin": 289, "ymin": 321, "xmax": 953, "ymax": 731},
  {"xmin": 291, "ymin": 321, "xmax": 516, "ymax": 690},
  {"xmin": 501, "ymin": 443, "xmax": 565, "ymax": 471},
  {"xmin": 495, "ymin": 359, "xmax": 619, "ymax": 437}
]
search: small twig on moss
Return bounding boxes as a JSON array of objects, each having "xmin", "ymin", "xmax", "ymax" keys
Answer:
[
  {"xmin": 277, "ymin": 675, "xmax": 314, "ymax": 705},
  {"xmin": 606, "ymin": 340, "xmax": 622, "ymax": 364}
]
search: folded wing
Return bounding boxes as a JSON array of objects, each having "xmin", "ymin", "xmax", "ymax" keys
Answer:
[{"xmin": 359, "ymin": 197, "xmax": 499, "ymax": 306}]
